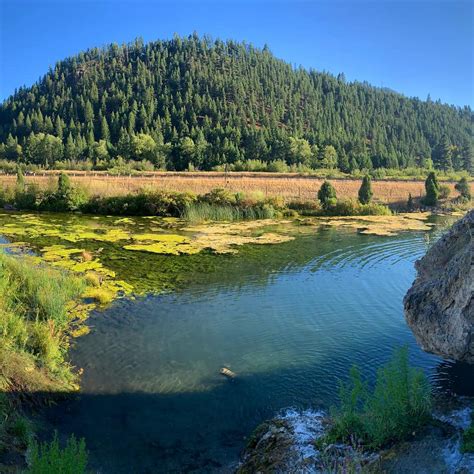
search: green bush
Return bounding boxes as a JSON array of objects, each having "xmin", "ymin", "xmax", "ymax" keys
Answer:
[
  {"xmin": 82, "ymin": 190, "xmax": 197, "ymax": 216},
  {"xmin": 28, "ymin": 433, "xmax": 88, "ymax": 474},
  {"xmin": 438, "ymin": 184, "xmax": 451, "ymax": 200},
  {"xmin": 455, "ymin": 177, "xmax": 472, "ymax": 202},
  {"xmin": 324, "ymin": 347, "xmax": 432, "ymax": 449},
  {"xmin": 267, "ymin": 160, "xmax": 289, "ymax": 173},
  {"xmin": 200, "ymin": 188, "xmax": 236, "ymax": 206},
  {"xmin": 14, "ymin": 184, "xmax": 40, "ymax": 210},
  {"xmin": 325, "ymin": 199, "xmax": 391, "ymax": 216}
]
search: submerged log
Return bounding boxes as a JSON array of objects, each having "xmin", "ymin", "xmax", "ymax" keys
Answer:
[{"xmin": 220, "ymin": 367, "xmax": 236, "ymax": 378}]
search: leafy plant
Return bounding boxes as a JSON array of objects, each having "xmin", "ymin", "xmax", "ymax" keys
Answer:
[
  {"xmin": 455, "ymin": 177, "xmax": 471, "ymax": 202},
  {"xmin": 323, "ymin": 347, "xmax": 432, "ymax": 449},
  {"xmin": 28, "ymin": 432, "xmax": 88, "ymax": 474}
]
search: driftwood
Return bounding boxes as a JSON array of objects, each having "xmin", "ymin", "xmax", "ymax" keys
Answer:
[{"xmin": 220, "ymin": 367, "xmax": 236, "ymax": 378}]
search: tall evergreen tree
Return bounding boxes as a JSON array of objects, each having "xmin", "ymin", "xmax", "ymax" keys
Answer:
[{"xmin": 358, "ymin": 175, "xmax": 373, "ymax": 204}]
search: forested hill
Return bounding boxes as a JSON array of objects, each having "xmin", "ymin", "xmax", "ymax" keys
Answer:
[{"xmin": 0, "ymin": 35, "xmax": 472, "ymax": 173}]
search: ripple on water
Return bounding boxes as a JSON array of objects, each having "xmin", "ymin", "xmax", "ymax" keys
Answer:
[{"xmin": 48, "ymin": 227, "xmax": 454, "ymax": 473}]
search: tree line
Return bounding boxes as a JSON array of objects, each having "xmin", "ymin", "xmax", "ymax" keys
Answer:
[{"xmin": 0, "ymin": 35, "xmax": 472, "ymax": 173}]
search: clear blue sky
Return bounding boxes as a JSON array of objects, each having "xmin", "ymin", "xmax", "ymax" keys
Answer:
[{"xmin": 1, "ymin": 0, "xmax": 473, "ymax": 107}]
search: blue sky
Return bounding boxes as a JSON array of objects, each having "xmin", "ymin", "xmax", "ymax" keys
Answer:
[{"xmin": 1, "ymin": 0, "xmax": 472, "ymax": 106}]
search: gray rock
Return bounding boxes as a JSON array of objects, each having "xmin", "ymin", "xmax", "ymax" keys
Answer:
[{"xmin": 404, "ymin": 210, "xmax": 474, "ymax": 363}]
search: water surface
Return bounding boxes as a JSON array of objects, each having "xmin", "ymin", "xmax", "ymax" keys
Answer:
[{"xmin": 38, "ymin": 220, "xmax": 472, "ymax": 473}]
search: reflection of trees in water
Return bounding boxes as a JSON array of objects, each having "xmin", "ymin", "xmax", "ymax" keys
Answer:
[{"xmin": 433, "ymin": 360, "xmax": 474, "ymax": 396}]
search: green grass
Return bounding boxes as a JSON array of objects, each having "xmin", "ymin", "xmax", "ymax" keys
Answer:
[
  {"xmin": 182, "ymin": 201, "xmax": 276, "ymax": 223},
  {"xmin": 27, "ymin": 432, "xmax": 88, "ymax": 474},
  {"xmin": 0, "ymin": 253, "xmax": 86, "ymax": 377},
  {"xmin": 0, "ymin": 253, "xmax": 90, "ymax": 471},
  {"xmin": 321, "ymin": 347, "xmax": 432, "ymax": 449}
]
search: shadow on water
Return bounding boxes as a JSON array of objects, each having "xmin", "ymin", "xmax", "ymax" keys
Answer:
[
  {"xmin": 434, "ymin": 360, "xmax": 474, "ymax": 397},
  {"xmin": 9, "ymin": 356, "xmax": 473, "ymax": 474}
]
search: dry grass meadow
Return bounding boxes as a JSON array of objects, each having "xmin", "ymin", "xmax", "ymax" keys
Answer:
[{"xmin": 0, "ymin": 171, "xmax": 466, "ymax": 205}]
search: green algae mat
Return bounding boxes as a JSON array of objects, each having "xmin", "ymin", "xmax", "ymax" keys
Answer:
[{"xmin": 0, "ymin": 210, "xmax": 443, "ymax": 306}]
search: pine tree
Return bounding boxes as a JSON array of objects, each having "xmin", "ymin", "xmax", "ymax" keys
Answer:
[
  {"xmin": 424, "ymin": 172, "xmax": 439, "ymax": 206},
  {"xmin": 317, "ymin": 180, "xmax": 337, "ymax": 210},
  {"xmin": 358, "ymin": 175, "xmax": 373, "ymax": 204},
  {"xmin": 100, "ymin": 116, "xmax": 110, "ymax": 142}
]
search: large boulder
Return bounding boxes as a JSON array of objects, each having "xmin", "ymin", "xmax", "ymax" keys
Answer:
[{"xmin": 404, "ymin": 210, "xmax": 473, "ymax": 363}]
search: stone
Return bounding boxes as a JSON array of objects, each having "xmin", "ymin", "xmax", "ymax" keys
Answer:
[{"xmin": 404, "ymin": 210, "xmax": 473, "ymax": 363}]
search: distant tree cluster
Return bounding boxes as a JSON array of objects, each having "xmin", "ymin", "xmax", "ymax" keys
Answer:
[{"xmin": 0, "ymin": 35, "xmax": 472, "ymax": 173}]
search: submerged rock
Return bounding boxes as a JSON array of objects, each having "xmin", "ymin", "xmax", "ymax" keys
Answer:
[{"xmin": 404, "ymin": 210, "xmax": 473, "ymax": 363}]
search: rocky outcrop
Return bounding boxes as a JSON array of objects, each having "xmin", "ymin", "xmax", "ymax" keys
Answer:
[
  {"xmin": 238, "ymin": 402, "xmax": 474, "ymax": 473},
  {"xmin": 404, "ymin": 210, "xmax": 473, "ymax": 363}
]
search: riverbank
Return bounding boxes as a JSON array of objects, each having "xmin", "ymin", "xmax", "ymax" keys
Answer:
[
  {"xmin": 0, "ymin": 252, "xmax": 96, "ymax": 470},
  {"xmin": 237, "ymin": 397, "xmax": 474, "ymax": 473},
  {"xmin": 1, "ymin": 170, "xmax": 472, "ymax": 205}
]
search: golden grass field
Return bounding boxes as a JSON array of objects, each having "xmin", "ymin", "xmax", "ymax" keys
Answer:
[{"xmin": 0, "ymin": 171, "xmax": 468, "ymax": 204}]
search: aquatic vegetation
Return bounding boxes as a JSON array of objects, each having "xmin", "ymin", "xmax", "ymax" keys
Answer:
[
  {"xmin": 319, "ymin": 213, "xmax": 433, "ymax": 236},
  {"xmin": 321, "ymin": 347, "xmax": 432, "ymax": 449},
  {"xmin": 124, "ymin": 238, "xmax": 201, "ymax": 255}
]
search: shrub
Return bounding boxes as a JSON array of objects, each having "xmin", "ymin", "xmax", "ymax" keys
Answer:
[
  {"xmin": 267, "ymin": 160, "xmax": 289, "ymax": 173},
  {"xmin": 82, "ymin": 191, "xmax": 197, "ymax": 216},
  {"xmin": 324, "ymin": 347, "xmax": 432, "ymax": 449},
  {"xmin": 200, "ymin": 188, "xmax": 236, "ymax": 206},
  {"xmin": 39, "ymin": 174, "xmax": 88, "ymax": 212},
  {"xmin": 438, "ymin": 184, "xmax": 451, "ymax": 200},
  {"xmin": 287, "ymin": 199, "xmax": 321, "ymax": 216},
  {"xmin": 326, "ymin": 199, "xmax": 391, "ymax": 217},
  {"xmin": 455, "ymin": 177, "xmax": 471, "ymax": 202},
  {"xmin": 317, "ymin": 181, "xmax": 337, "ymax": 209},
  {"xmin": 407, "ymin": 193, "xmax": 414, "ymax": 210},
  {"xmin": 15, "ymin": 184, "xmax": 40, "ymax": 210},
  {"xmin": 358, "ymin": 175, "xmax": 373, "ymax": 204},
  {"xmin": 28, "ymin": 432, "xmax": 88, "ymax": 474}
]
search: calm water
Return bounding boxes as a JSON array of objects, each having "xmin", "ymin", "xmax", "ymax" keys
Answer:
[{"xmin": 36, "ymin": 221, "xmax": 473, "ymax": 473}]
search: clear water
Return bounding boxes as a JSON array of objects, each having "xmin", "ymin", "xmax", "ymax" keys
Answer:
[{"xmin": 37, "ymin": 221, "xmax": 473, "ymax": 473}]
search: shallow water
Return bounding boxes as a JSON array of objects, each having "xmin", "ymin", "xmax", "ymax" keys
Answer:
[
  {"xmin": 1, "ymin": 212, "xmax": 471, "ymax": 472},
  {"xmin": 34, "ymin": 217, "xmax": 472, "ymax": 473}
]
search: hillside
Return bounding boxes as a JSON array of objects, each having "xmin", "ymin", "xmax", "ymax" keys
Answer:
[{"xmin": 0, "ymin": 35, "xmax": 472, "ymax": 173}]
